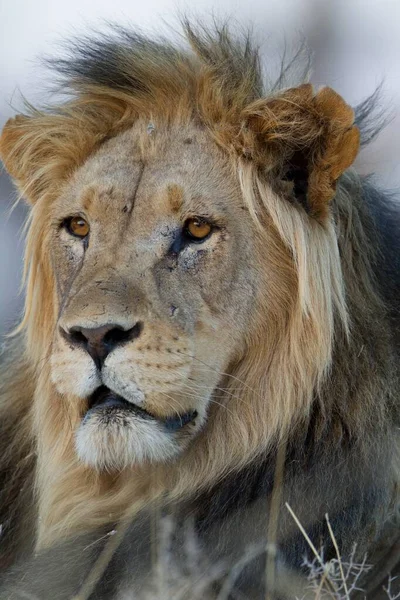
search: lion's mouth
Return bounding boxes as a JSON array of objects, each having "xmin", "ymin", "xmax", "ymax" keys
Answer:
[{"xmin": 86, "ymin": 386, "xmax": 197, "ymax": 433}]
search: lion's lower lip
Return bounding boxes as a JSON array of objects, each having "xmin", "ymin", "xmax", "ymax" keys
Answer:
[
  {"xmin": 88, "ymin": 386, "xmax": 151, "ymax": 418},
  {"xmin": 86, "ymin": 386, "xmax": 197, "ymax": 432}
]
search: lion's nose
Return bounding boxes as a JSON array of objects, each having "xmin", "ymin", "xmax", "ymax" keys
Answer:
[{"xmin": 60, "ymin": 322, "xmax": 143, "ymax": 369}]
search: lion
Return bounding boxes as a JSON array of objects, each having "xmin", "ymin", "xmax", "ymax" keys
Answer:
[{"xmin": 0, "ymin": 21, "xmax": 399, "ymax": 598}]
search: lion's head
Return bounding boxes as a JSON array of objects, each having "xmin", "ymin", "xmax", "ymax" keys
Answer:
[
  {"xmin": 0, "ymin": 23, "xmax": 365, "ymax": 546},
  {"xmin": 40, "ymin": 122, "xmax": 259, "ymax": 470}
]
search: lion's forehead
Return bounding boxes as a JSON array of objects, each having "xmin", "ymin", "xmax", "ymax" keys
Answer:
[{"xmin": 61, "ymin": 122, "xmax": 240, "ymax": 223}]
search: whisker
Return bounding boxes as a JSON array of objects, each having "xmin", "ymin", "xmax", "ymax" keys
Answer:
[
  {"xmin": 173, "ymin": 349, "xmax": 263, "ymax": 399},
  {"xmin": 147, "ymin": 389, "xmax": 189, "ymax": 419},
  {"xmin": 147, "ymin": 386, "xmax": 235, "ymax": 417},
  {"xmin": 207, "ymin": 398, "xmax": 236, "ymax": 416},
  {"xmin": 182, "ymin": 379, "xmax": 248, "ymax": 406}
]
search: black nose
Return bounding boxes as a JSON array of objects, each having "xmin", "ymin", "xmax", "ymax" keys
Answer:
[{"xmin": 61, "ymin": 322, "xmax": 142, "ymax": 369}]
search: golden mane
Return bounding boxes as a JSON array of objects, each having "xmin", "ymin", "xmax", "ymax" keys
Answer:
[{"xmin": 0, "ymin": 22, "xmax": 397, "ymax": 562}]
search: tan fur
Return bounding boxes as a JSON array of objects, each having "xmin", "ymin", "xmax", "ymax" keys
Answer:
[
  {"xmin": 0, "ymin": 23, "xmax": 394, "ymax": 559},
  {"xmin": 166, "ymin": 183, "xmax": 184, "ymax": 212}
]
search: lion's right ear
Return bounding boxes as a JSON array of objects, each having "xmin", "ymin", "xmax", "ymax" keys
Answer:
[
  {"xmin": 1, "ymin": 115, "xmax": 42, "ymax": 204},
  {"xmin": 0, "ymin": 111, "xmax": 103, "ymax": 205},
  {"xmin": 0, "ymin": 114, "xmax": 74, "ymax": 205}
]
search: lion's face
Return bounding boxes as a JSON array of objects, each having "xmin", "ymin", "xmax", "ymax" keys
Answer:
[{"xmin": 49, "ymin": 122, "xmax": 258, "ymax": 470}]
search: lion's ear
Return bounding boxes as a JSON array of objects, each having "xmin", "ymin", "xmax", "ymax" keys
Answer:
[
  {"xmin": 0, "ymin": 115, "xmax": 40, "ymax": 204},
  {"xmin": 242, "ymin": 84, "xmax": 360, "ymax": 221},
  {"xmin": 0, "ymin": 114, "xmax": 70, "ymax": 205},
  {"xmin": 0, "ymin": 112, "xmax": 99, "ymax": 205}
]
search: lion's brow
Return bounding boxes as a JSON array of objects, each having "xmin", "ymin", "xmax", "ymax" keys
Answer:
[{"xmin": 166, "ymin": 183, "xmax": 184, "ymax": 213}]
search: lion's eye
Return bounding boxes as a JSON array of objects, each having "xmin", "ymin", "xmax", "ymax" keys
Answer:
[
  {"xmin": 65, "ymin": 216, "xmax": 90, "ymax": 238},
  {"xmin": 184, "ymin": 218, "xmax": 212, "ymax": 241}
]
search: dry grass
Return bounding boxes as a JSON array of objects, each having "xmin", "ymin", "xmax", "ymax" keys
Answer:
[{"xmin": 67, "ymin": 509, "xmax": 399, "ymax": 600}]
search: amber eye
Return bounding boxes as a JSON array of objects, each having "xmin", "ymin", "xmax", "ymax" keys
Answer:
[
  {"xmin": 185, "ymin": 218, "xmax": 212, "ymax": 241},
  {"xmin": 66, "ymin": 216, "xmax": 90, "ymax": 238}
]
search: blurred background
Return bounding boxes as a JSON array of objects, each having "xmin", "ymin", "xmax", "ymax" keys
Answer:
[{"xmin": 1, "ymin": 0, "xmax": 399, "ymax": 334}]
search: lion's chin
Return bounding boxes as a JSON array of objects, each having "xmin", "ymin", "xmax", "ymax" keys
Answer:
[{"xmin": 75, "ymin": 387, "xmax": 198, "ymax": 471}]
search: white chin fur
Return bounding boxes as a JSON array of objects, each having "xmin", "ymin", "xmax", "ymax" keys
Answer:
[{"xmin": 75, "ymin": 411, "xmax": 180, "ymax": 471}]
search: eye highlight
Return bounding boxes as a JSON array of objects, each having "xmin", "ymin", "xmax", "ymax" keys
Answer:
[
  {"xmin": 184, "ymin": 218, "xmax": 212, "ymax": 241},
  {"xmin": 64, "ymin": 216, "xmax": 90, "ymax": 238}
]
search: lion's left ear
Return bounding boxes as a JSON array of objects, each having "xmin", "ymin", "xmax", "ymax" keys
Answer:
[{"xmin": 240, "ymin": 84, "xmax": 360, "ymax": 221}]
